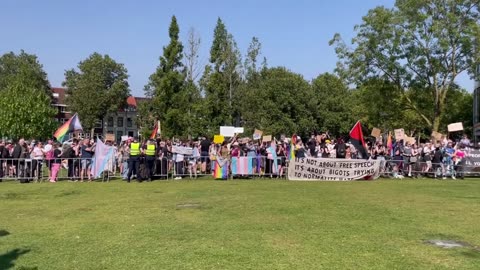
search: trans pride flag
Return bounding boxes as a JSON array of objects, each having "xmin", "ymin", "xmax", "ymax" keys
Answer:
[
  {"xmin": 231, "ymin": 157, "xmax": 253, "ymax": 175},
  {"xmin": 91, "ymin": 138, "xmax": 116, "ymax": 178},
  {"xmin": 53, "ymin": 113, "xmax": 83, "ymax": 142}
]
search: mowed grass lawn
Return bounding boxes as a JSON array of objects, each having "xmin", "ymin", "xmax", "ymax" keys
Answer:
[{"xmin": 1, "ymin": 178, "xmax": 479, "ymax": 270}]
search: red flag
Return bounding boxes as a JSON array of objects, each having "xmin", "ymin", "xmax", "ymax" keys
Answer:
[{"xmin": 349, "ymin": 121, "xmax": 368, "ymax": 159}]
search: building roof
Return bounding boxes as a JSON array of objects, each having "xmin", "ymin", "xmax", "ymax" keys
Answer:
[{"xmin": 51, "ymin": 87, "xmax": 67, "ymax": 105}]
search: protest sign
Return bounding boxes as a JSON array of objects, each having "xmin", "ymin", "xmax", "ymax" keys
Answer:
[
  {"xmin": 121, "ymin": 135, "xmax": 129, "ymax": 142},
  {"xmin": 105, "ymin": 133, "xmax": 115, "ymax": 142},
  {"xmin": 394, "ymin": 129, "xmax": 405, "ymax": 140},
  {"xmin": 234, "ymin": 127, "xmax": 244, "ymax": 134},
  {"xmin": 371, "ymin": 128, "xmax": 381, "ymax": 138},
  {"xmin": 288, "ymin": 157, "xmax": 381, "ymax": 181},
  {"xmin": 262, "ymin": 135, "xmax": 272, "ymax": 142},
  {"xmin": 253, "ymin": 129, "xmax": 263, "ymax": 140},
  {"xmin": 220, "ymin": 126, "xmax": 235, "ymax": 137},
  {"xmin": 213, "ymin": 135, "xmax": 224, "ymax": 144},
  {"xmin": 172, "ymin": 146, "xmax": 193, "ymax": 155},
  {"xmin": 447, "ymin": 122, "xmax": 463, "ymax": 132}
]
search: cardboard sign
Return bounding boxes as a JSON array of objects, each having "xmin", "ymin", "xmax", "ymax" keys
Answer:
[
  {"xmin": 220, "ymin": 126, "xmax": 235, "ymax": 137},
  {"xmin": 105, "ymin": 133, "xmax": 115, "ymax": 142},
  {"xmin": 447, "ymin": 122, "xmax": 464, "ymax": 132},
  {"xmin": 371, "ymin": 128, "xmax": 381, "ymax": 138},
  {"xmin": 253, "ymin": 129, "xmax": 263, "ymax": 140},
  {"xmin": 234, "ymin": 127, "xmax": 244, "ymax": 134},
  {"xmin": 394, "ymin": 129, "xmax": 405, "ymax": 140},
  {"xmin": 213, "ymin": 135, "xmax": 225, "ymax": 144},
  {"xmin": 262, "ymin": 135, "xmax": 272, "ymax": 142}
]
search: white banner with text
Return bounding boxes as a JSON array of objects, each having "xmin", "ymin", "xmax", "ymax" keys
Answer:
[{"xmin": 288, "ymin": 157, "xmax": 381, "ymax": 181}]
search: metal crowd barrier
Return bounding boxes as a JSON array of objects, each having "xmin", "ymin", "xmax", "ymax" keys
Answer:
[
  {"xmin": 169, "ymin": 156, "xmax": 289, "ymax": 179},
  {"xmin": 0, "ymin": 157, "xmax": 115, "ymax": 183},
  {"xmin": 377, "ymin": 158, "xmax": 470, "ymax": 179},
  {"xmin": 1, "ymin": 155, "xmax": 477, "ymax": 183}
]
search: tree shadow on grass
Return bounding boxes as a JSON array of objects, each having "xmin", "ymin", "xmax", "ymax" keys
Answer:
[{"xmin": 0, "ymin": 248, "xmax": 31, "ymax": 270}]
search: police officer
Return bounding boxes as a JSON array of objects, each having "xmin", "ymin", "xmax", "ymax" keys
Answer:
[
  {"xmin": 127, "ymin": 137, "xmax": 143, "ymax": 182},
  {"xmin": 145, "ymin": 140, "xmax": 156, "ymax": 181}
]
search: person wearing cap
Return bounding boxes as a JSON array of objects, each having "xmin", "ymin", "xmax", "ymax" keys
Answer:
[
  {"xmin": 127, "ymin": 137, "xmax": 143, "ymax": 182},
  {"xmin": 145, "ymin": 139, "xmax": 156, "ymax": 181}
]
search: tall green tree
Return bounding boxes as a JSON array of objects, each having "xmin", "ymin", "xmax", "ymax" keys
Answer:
[
  {"xmin": 311, "ymin": 73, "xmax": 355, "ymax": 135},
  {"xmin": 240, "ymin": 67, "xmax": 315, "ymax": 136},
  {"xmin": 0, "ymin": 50, "xmax": 51, "ymax": 96},
  {"xmin": 63, "ymin": 53, "xmax": 130, "ymax": 132},
  {"xmin": 145, "ymin": 16, "xmax": 188, "ymax": 138},
  {"xmin": 0, "ymin": 82, "xmax": 56, "ymax": 140},
  {"xmin": 201, "ymin": 18, "xmax": 242, "ymax": 129},
  {"xmin": 331, "ymin": 0, "xmax": 480, "ymax": 132},
  {"xmin": 0, "ymin": 51, "xmax": 55, "ymax": 139}
]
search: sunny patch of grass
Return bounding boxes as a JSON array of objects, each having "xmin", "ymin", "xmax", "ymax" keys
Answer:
[{"xmin": 0, "ymin": 178, "xmax": 479, "ymax": 269}]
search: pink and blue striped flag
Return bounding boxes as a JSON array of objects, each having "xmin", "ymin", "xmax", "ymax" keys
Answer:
[{"xmin": 91, "ymin": 138, "xmax": 116, "ymax": 178}]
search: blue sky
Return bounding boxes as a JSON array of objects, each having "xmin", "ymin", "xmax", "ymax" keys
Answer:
[{"xmin": 1, "ymin": 0, "xmax": 474, "ymax": 96}]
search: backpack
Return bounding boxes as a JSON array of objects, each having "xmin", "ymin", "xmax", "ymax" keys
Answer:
[{"xmin": 336, "ymin": 143, "xmax": 346, "ymax": 158}]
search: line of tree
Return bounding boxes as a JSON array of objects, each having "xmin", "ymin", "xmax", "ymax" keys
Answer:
[{"xmin": 0, "ymin": 0, "xmax": 478, "ymax": 141}]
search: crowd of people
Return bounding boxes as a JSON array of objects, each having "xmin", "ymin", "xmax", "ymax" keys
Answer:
[{"xmin": 0, "ymin": 132, "xmax": 474, "ymax": 183}]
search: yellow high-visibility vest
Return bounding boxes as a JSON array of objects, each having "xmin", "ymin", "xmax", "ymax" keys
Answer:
[
  {"xmin": 146, "ymin": 144, "xmax": 156, "ymax": 156},
  {"xmin": 130, "ymin": 143, "xmax": 140, "ymax": 156}
]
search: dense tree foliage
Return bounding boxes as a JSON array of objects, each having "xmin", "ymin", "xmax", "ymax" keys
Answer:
[
  {"xmin": 0, "ymin": 51, "xmax": 56, "ymax": 139},
  {"xmin": 331, "ymin": 0, "xmax": 480, "ymax": 132},
  {"xmin": 0, "ymin": 82, "xmax": 56, "ymax": 140},
  {"xmin": 63, "ymin": 53, "xmax": 130, "ymax": 131},
  {"xmin": 0, "ymin": 50, "xmax": 51, "ymax": 96}
]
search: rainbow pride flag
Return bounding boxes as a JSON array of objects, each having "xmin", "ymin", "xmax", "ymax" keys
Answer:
[
  {"xmin": 289, "ymin": 134, "xmax": 297, "ymax": 160},
  {"xmin": 53, "ymin": 113, "xmax": 83, "ymax": 142},
  {"xmin": 214, "ymin": 158, "xmax": 229, "ymax": 180}
]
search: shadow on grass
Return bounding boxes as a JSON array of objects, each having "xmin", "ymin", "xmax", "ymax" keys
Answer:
[
  {"xmin": 0, "ymin": 230, "xmax": 10, "ymax": 237},
  {"xmin": 460, "ymin": 249, "xmax": 480, "ymax": 259},
  {"xmin": 0, "ymin": 248, "xmax": 31, "ymax": 270},
  {"xmin": 55, "ymin": 190, "xmax": 82, "ymax": 198}
]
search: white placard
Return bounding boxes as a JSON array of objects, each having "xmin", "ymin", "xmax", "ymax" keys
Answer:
[
  {"xmin": 447, "ymin": 122, "xmax": 464, "ymax": 132},
  {"xmin": 288, "ymin": 157, "xmax": 381, "ymax": 181},
  {"xmin": 220, "ymin": 126, "xmax": 235, "ymax": 137},
  {"xmin": 172, "ymin": 146, "xmax": 193, "ymax": 155},
  {"xmin": 121, "ymin": 135, "xmax": 129, "ymax": 142},
  {"xmin": 234, "ymin": 127, "xmax": 244, "ymax": 134}
]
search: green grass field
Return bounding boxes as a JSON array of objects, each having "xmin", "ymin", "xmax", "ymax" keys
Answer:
[{"xmin": 1, "ymin": 178, "xmax": 479, "ymax": 270}]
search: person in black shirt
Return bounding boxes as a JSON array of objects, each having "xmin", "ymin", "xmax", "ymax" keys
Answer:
[{"xmin": 200, "ymin": 137, "xmax": 210, "ymax": 173}]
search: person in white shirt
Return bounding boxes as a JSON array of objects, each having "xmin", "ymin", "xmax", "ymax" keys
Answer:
[{"xmin": 32, "ymin": 141, "xmax": 46, "ymax": 180}]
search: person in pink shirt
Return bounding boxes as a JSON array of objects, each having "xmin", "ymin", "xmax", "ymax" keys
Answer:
[{"xmin": 454, "ymin": 145, "xmax": 466, "ymax": 179}]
